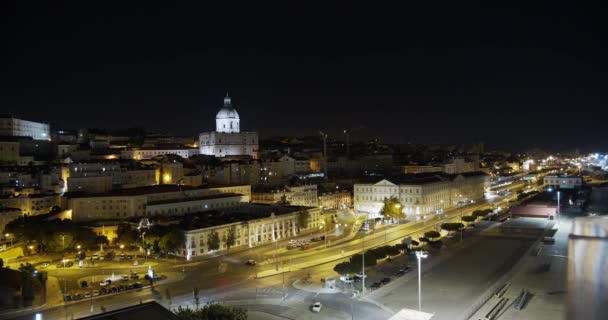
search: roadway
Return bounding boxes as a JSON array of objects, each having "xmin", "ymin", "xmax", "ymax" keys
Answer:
[{"xmin": 4, "ymin": 183, "xmax": 533, "ymax": 320}]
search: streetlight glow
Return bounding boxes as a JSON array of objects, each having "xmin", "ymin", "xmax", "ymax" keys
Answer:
[{"xmin": 416, "ymin": 250, "xmax": 428, "ymax": 311}]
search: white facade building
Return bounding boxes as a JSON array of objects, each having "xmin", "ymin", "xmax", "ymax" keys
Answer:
[
  {"xmin": 181, "ymin": 205, "xmax": 323, "ymax": 259},
  {"xmin": 121, "ymin": 148, "xmax": 199, "ymax": 160},
  {"xmin": 544, "ymin": 175, "xmax": 583, "ymax": 189},
  {"xmin": 0, "ymin": 116, "xmax": 50, "ymax": 140},
  {"xmin": 199, "ymin": 95, "xmax": 259, "ymax": 158},
  {"xmin": 354, "ymin": 172, "xmax": 488, "ymax": 217}
]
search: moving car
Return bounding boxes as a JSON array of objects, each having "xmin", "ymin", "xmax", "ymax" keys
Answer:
[{"xmin": 312, "ymin": 302, "xmax": 322, "ymax": 312}]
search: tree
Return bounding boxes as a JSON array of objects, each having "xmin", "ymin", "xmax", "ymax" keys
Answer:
[
  {"xmin": 461, "ymin": 216, "xmax": 476, "ymax": 223},
  {"xmin": 116, "ymin": 224, "xmax": 137, "ymax": 247},
  {"xmin": 159, "ymin": 229, "xmax": 186, "ymax": 254},
  {"xmin": 334, "ymin": 261, "xmax": 360, "ymax": 275},
  {"xmin": 440, "ymin": 223, "xmax": 464, "ymax": 232},
  {"xmin": 297, "ymin": 210, "xmax": 310, "ymax": 230},
  {"xmin": 380, "ymin": 197, "xmax": 405, "ymax": 222},
  {"xmin": 174, "ymin": 303, "xmax": 247, "ymax": 320},
  {"xmin": 0, "ymin": 258, "xmax": 3, "ymax": 268},
  {"xmin": 472, "ymin": 209, "xmax": 492, "ymax": 219},
  {"xmin": 207, "ymin": 231, "xmax": 220, "ymax": 251},
  {"xmin": 424, "ymin": 230, "xmax": 441, "ymax": 239},
  {"xmin": 225, "ymin": 225, "xmax": 237, "ymax": 252}
]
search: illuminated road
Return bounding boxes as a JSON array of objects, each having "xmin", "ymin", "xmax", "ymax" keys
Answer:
[{"xmin": 4, "ymin": 184, "xmax": 534, "ymax": 320}]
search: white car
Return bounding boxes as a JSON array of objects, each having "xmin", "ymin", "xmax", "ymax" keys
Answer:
[
  {"xmin": 99, "ymin": 280, "xmax": 111, "ymax": 287},
  {"xmin": 312, "ymin": 302, "xmax": 322, "ymax": 312},
  {"xmin": 340, "ymin": 275, "xmax": 354, "ymax": 283}
]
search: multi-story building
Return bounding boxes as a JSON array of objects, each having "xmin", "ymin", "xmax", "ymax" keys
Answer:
[
  {"xmin": 199, "ymin": 95, "xmax": 259, "ymax": 159},
  {"xmin": 0, "ymin": 116, "xmax": 50, "ymax": 140},
  {"xmin": 181, "ymin": 204, "xmax": 323, "ymax": 259},
  {"xmin": 0, "ymin": 142, "xmax": 19, "ymax": 164},
  {"xmin": 65, "ymin": 184, "xmax": 251, "ymax": 222},
  {"xmin": 399, "ymin": 165, "xmax": 443, "ymax": 174},
  {"xmin": 354, "ymin": 172, "xmax": 488, "ymax": 217},
  {"xmin": 0, "ymin": 194, "xmax": 61, "ymax": 216},
  {"xmin": 318, "ymin": 189, "xmax": 352, "ymax": 210},
  {"xmin": 252, "ymin": 184, "xmax": 318, "ymax": 207},
  {"xmin": 442, "ymin": 157, "xmax": 480, "ymax": 174},
  {"xmin": 121, "ymin": 148, "xmax": 199, "ymax": 160},
  {"xmin": 67, "ymin": 176, "xmax": 113, "ymax": 194},
  {"xmin": 160, "ymin": 162, "xmax": 184, "ymax": 185},
  {"xmin": 544, "ymin": 175, "xmax": 583, "ymax": 189}
]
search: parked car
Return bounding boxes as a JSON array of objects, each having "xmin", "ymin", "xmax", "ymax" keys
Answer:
[
  {"xmin": 246, "ymin": 260, "xmax": 256, "ymax": 266},
  {"xmin": 126, "ymin": 284, "xmax": 135, "ymax": 290},
  {"xmin": 63, "ymin": 294, "xmax": 72, "ymax": 302},
  {"xmin": 120, "ymin": 275, "xmax": 129, "ymax": 282},
  {"xmin": 110, "ymin": 287, "xmax": 118, "ymax": 293},
  {"xmin": 56, "ymin": 263, "xmax": 65, "ymax": 268},
  {"xmin": 73, "ymin": 293, "xmax": 83, "ymax": 301},
  {"xmin": 130, "ymin": 273, "xmax": 140, "ymax": 279},
  {"xmin": 134, "ymin": 282, "xmax": 143, "ymax": 289},
  {"xmin": 370, "ymin": 282, "xmax": 382, "ymax": 289},
  {"xmin": 312, "ymin": 302, "xmax": 322, "ymax": 312},
  {"xmin": 118, "ymin": 285, "xmax": 125, "ymax": 291},
  {"xmin": 99, "ymin": 288, "xmax": 108, "ymax": 295},
  {"xmin": 65, "ymin": 261, "xmax": 74, "ymax": 268},
  {"xmin": 99, "ymin": 280, "xmax": 111, "ymax": 287},
  {"xmin": 396, "ymin": 266, "xmax": 412, "ymax": 276},
  {"xmin": 80, "ymin": 281, "xmax": 88, "ymax": 288},
  {"xmin": 84, "ymin": 292, "xmax": 92, "ymax": 299},
  {"xmin": 340, "ymin": 275, "xmax": 354, "ymax": 283},
  {"xmin": 39, "ymin": 262, "xmax": 50, "ymax": 269},
  {"xmin": 381, "ymin": 277, "xmax": 391, "ymax": 285},
  {"xmin": 92, "ymin": 290, "xmax": 99, "ymax": 297}
]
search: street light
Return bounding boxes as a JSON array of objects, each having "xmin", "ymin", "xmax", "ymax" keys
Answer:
[{"xmin": 416, "ymin": 251, "xmax": 428, "ymax": 311}]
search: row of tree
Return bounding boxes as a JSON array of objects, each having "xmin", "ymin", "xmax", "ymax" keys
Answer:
[
  {"xmin": 4, "ymin": 216, "xmax": 107, "ymax": 252},
  {"xmin": 333, "ymin": 243, "xmax": 408, "ymax": 275}
]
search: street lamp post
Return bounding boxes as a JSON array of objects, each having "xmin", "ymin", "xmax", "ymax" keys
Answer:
[
  {"xmin": 557, "ymin": 191, "xmax": 561, "ymax": 223},
  {"xmin": 361, "ymin": 233, "xmax": 365, "ymax": 296},
  {"xmin": 416, "ymin": 251, "xmax": 428, "ymax": 311}
]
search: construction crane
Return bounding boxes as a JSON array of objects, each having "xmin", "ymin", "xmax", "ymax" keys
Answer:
[{"xmin": 319, "ymin": 131, "xmax": 328, "ymax": 179}]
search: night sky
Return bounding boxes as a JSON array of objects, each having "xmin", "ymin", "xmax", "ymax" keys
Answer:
[{"xmin": 1, "ymin": 3, "xmax": 606, "ymax": 151}]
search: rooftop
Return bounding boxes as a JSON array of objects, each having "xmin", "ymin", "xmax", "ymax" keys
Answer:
[{"xmin": 65, "ymin": 184, "xmax": 248, "ymax": 199}]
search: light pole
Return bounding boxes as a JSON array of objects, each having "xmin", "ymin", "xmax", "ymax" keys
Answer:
[
  {"xmin": 416, "ymin": 251, "xmax": 428, "ymax": 311},
  {"xmin": 557, "ymin": 191, "xmax": 561, "ymax": 223},
  {"xmin": 361, "ymin": 233, "xmax": 365, "ymax": 296}
]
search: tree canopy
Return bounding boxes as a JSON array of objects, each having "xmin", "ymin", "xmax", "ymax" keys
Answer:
[
  {"xmin": 440, "ymin": 223, "xmax": 464, "ymax": 232},
  {"xmin": 207, "ymin": 231, "xmax": 220, "ymax": 251},
  {"xmin": 4, "ymin": 217, "xmax": 99, "ymax": 252},
  {"xmin": 461, "ymin": 216, "xmax": 476, "ymax": 223},
  {"xmin": 380, "ymin": 197, "xmax": 405, "ymax": 221},
  {"xmin": 159, "ymin": 228, "xmax": 185, "ymax": 254},
  {"xmin": 174, "ymin": 303, "xmax": 247, "ymax": 320}
]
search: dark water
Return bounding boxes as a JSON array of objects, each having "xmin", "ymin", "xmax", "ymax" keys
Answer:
[{"xmin": 586, "ymin": 186, "xmax": 608, "ymax": 215}]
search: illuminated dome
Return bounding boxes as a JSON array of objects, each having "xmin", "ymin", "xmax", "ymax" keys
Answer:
[{"xmin": 215, "ymin": 94, "xmax": 240, "ymax": 133}]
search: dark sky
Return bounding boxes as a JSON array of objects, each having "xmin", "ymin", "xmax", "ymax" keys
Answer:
[{"xmin": 1, "ymin": 2, "xmax": 606, "ymax": 152}]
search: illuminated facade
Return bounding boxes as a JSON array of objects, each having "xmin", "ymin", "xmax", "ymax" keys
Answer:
[
  {"xmin": 199, "ymin": 95, "xmax": 259, "ymax": 158},
  {"xmin": 0, "ymin": 116, "xmax": 50, "ymax": 140},
  {"xmin": 181, "ymin": 205, "xmax": 323, "ymax": 259},
  {"xmin": 354, "ymin": 172, "xmax": 488, "ymax": 217}
]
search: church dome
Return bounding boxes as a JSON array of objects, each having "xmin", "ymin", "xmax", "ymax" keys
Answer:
[
  {"xmin": 215, "ymin": 94, "xmax": 240, "ymax": 133},
  {"xmin": 216, "ymin": 95, "xmax": 240, "ymax": 120}
]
